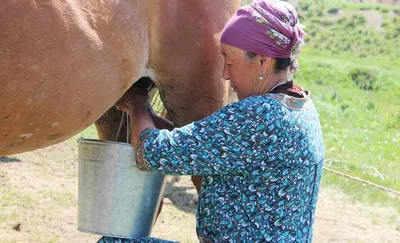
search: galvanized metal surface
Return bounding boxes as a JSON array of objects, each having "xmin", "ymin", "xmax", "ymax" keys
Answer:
[{"xmin": 77, "ymin": 139, "xmax": 166, "ymax": 239}]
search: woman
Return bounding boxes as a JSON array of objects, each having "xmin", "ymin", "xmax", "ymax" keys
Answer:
[{"xmin": 100, "ymin": 0, "xmax": 324, "ymax": 242}]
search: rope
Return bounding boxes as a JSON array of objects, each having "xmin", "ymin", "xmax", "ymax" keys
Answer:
[
  {"xmin": 323, "ymin": 167, "xmax": 400, "ymax": 197},
  {"xmin": 126, "ymin": 111, "xmax": 130, "ymax": 143},
  {"xmin": 114, "ymin": 111, "xmax": 125, "ymax": 141}
]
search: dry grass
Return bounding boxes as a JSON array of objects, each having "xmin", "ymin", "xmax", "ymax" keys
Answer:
[{"xmin": 1, "ymin": 136, "xmax": 400, "ymax": 242}]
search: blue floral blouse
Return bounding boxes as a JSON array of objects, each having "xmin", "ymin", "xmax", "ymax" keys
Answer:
[{"xmin": 99, "ymin": 93, "xmax": 324, "ymax": 243}]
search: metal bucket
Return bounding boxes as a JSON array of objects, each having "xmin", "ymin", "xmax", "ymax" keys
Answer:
[{"xmin": 77, "ymin": 138, "xmax": 166, "ymax": 239}]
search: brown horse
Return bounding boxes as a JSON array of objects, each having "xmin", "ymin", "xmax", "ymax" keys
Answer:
[
  {"xmin": 0, "ymin": 0, "xmax": 240, "ymax": 197},
  {"xmin": 0, "ymin": 0, "xmax": 240, "ymax": 153}
]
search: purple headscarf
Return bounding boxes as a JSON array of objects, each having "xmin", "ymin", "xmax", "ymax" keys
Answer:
[{"xmin": 220, "ymin": 0, "xmax": 306, "ymax": 72}]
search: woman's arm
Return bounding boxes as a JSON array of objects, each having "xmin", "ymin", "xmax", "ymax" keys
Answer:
[
  {"xmin": 116, "ymin": 86, "xmax": 275, "ymax": 176},
  {"xmin": 115, "ymin": 85, "xmax": 156, "ymax": 150},
  {"xmin": 130, "ymin": 104, "xmax": 174, "ymax": 148},
  {"xmin": 130, "ymin": 104, "xmax": 154, "ymax": 150},
  {"xmin": 135, "ymin": 96, "xmax": 273, "ymax": 176},
  {"xmin": 115, "ymin": 87, "xmax": 174, "ymax": 150}
]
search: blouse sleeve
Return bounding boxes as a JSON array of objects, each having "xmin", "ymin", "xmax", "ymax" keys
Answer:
[{"xmin": 136, "ymin": 97, "xmax": 272, "ymax": 176}]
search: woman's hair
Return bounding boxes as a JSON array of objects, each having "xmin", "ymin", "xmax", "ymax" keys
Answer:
[
  {"xmin": 244, "ymin": 51, "xmax": 257, "ymax": 60},
  {"xmin": 244, "ymin": 51, "xmax": 291, "ymax": 72}
]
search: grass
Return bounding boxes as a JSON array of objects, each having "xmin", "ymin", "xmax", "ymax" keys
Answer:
[
  {"xmin": 293, "ymin": 0, "xmax": 400, "ymax": 210},
  {"xmin": 0, "ymin": 185, "xmax": 38, "ymax": 224},
  {"xmin": 70, "ymin": 125, "xmax": 99, "ymax": 141},
  {"xmin": 39, "ymin": 190, "xmax": 76, "ymax": 207},
  {"xmin": 0, "ymin": 185, "xmax": 39, "ymax": 210}
]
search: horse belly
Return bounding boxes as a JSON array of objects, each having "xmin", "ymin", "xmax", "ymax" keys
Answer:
[
  {"xmin": 148, "ymin": 0, "xmax": 241, "ymax": 126},
  {"xmin": 0, "ymin": 0, "xmax": 148, "ymax": 155}
]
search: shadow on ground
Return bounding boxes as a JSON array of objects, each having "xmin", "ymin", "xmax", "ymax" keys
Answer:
[
  {"xmin": 0, "ymin": 156, "xmax": 22, "ymax": 163},
  {"xmin": 163, "ymin": 180, "xmax": 197, "ymax": 214}
]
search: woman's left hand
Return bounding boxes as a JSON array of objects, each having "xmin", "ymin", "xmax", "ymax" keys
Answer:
[{"xmin": 149, "ymin": 110, "xmax": 175, "ymax": 131}]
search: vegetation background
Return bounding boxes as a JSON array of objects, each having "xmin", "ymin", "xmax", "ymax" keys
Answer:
[
  {"xmin": 292, "ymin": 0, "xmax": 400, "ymax": 211},
  {"xmin": 0, "ymin": 0, "xmax": 399, "ymax": 242}
]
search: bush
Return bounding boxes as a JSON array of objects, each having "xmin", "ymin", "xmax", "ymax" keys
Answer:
[
  {"xmin": 366, "ymin": 101, "xmax": 375, "ymax": 110},
  {"xmin": 349, "ymin": 68, "xmax": 380, "ymax": 91},
  {"xmin": 357, "ymin": 15, "xmax": 367, "ymax": 24},
  {"xmin": 328, "ymin": 7, "xmax": 339, "ymax": 14},
  {"xmin": 340, "ymin": 102, "xmax": 350, "ymax": 112},
  {"xmin": 331, "ymin": 90, "xmax": 341, "ymax": 101},
  {"xmin": 344, "ymin": 19, "xmax": 356, "ymax": 28},
  {"xmin": 386, "ymin": 112, "xmax": 400, "ymax": 129},
  {"xmin": 299, "ymin": 2, "xmax": 311, "ymax": 12}
]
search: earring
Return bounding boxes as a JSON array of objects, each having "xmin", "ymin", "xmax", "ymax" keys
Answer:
[{"xmin": 259, "ymin": 73, "xmax": 264, "ymax": 80}]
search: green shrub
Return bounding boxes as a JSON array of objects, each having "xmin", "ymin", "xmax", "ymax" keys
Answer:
[
  {"xmin": 299, "ymin": 2, "xmax": 311, "ymax": 12},
  {"xmin": 328, "ymin": 7, "xmax": 339, "ymax": 14},
  {"xmin": 386, "ymin": 112, "xmax": 400, "ymax": 129},
  {"xmin": 340, "ymin": 102, "xmax": 350, "ymax": 112},
  {"xmin": 357, "ymin": 15, "xmax": 367, "ymax": 24},
  {"xmin": 349, "ymin": 68, "xmax": 380, "ymax": 91},
  {"xmin": 331, "ymin": 90, "xmax": 341, "ymax": 101},
  {"xmin": 366, "ymin": 100, "xmax": 376, "ymax": 110}
]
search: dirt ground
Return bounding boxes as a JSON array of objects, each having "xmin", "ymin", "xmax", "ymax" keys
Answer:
[{"xmin": 1, "ymin": 141, "xmax": 400, "ymax": 243}]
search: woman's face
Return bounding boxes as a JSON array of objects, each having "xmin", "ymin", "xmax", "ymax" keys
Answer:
[{"xmin": 221, "ymin": 44, "xmax": 265, "ymax": 100}]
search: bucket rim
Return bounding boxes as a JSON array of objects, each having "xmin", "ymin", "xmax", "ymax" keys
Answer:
[
  {"xmin": 78, "ymin": 138, "xmax": 132, "ymax": 147},
  {"xmin": 77, "ymin": 228, "xmax": 140, "ymax": 239}
]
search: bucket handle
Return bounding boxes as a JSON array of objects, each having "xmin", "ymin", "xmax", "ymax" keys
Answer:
[{"xmin": 115, "ymin": 111, "xmax": 130, "ymax": 143}]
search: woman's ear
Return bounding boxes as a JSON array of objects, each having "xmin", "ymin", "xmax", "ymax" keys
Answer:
[{"xmin": 260, "ymin": 56, "xmax": 273, "ymax": 74}]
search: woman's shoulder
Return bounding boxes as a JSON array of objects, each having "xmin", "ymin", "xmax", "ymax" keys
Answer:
[
  {"xmin": 226, "ymin": 95, "xmax": 281, "ymax": 109},
  {"xmin": 214, "ymin": 93, "xmax": 314, "ymax": 123},
  {"xmin": 263, "ymin": 92, "xmax": 314, "ymax": 111}
]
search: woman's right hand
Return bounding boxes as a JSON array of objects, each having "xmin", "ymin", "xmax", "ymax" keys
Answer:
[{"xmin": 115, "ymin": 85, "xmax": 151, "ymax": 116}]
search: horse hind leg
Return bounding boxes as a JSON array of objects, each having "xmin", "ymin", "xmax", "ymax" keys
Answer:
[{"xmin": 95, "ymin": 107, "xmax": 129, "ymax": 142}]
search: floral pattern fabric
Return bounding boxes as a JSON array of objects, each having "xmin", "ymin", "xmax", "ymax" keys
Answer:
[
  {"xmin": 103, "ymin": 93, "xmax": 324, "ymax": 243},
  {"xmin": 97, "ymin": 237, "xmax": 177, "ymax": 243}
]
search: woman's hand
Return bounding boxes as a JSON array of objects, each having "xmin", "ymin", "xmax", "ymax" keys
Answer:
[
  {"xmin": 115, "ymin": 85, "xmax": 150, "ymax": 116},
  {"xmin": 114, "ymin": 85, "xmax": 155, "ymax": 148}
]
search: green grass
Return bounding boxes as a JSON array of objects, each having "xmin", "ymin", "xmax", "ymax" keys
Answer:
[
  {"xmin": 72, "ymin": 125, "xmax": 99, "ymax": 140},
  {"xmin": 39, "ymin": 190, "xmax": 76, "ymax": 207},
  {"xmin": 297, "ymin": 50, "xmax": 400, "ymax": 210},
  {"xmin": 66, "ymin": 125, "xmax": 99, "ymax": 149},
  {"xmin": 293, "ymin": 0, "xmax": 400, "ymax": 210},
  {"xmin": 0, "ymin": 185, "xmax": 39, "ymax": 223}
]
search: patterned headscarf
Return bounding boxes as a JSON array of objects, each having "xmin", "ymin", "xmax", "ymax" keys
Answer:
[{"xmin": 220, "ymin": 0, "xmax": 306, "ymax": 73}]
